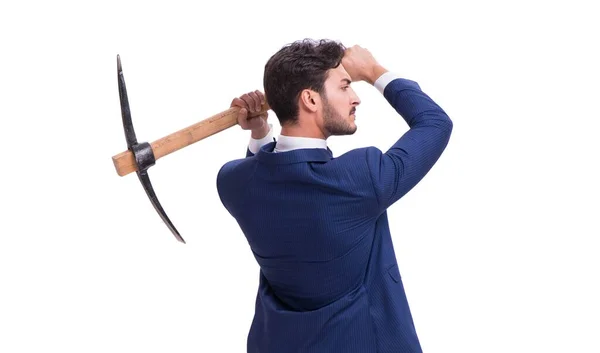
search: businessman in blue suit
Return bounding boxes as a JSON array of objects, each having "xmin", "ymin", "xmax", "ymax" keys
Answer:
[{"xmin": 217, "ymin": 39, "xmax": 453, "ymax": 353}]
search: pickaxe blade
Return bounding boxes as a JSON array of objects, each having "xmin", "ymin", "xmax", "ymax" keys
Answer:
[{"xmin": 117, "ymin": 55, "xmax": 185, "ymax": 243}]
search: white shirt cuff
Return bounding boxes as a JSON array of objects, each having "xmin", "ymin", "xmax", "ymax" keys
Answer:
[
  {"xmin": 248, "ymin": 124, "xmax": 274, "ymax": 154},
  {"xmin": 374, "ymin": 72, "xmax": 402, "ymax": 95}
]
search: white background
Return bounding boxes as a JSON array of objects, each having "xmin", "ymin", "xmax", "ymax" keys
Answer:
[{"xmin": 1, "ymin": 1, "xmax": 598, "ymax": 352}]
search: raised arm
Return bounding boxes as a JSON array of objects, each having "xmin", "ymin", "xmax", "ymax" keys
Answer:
[
  {"xmin": 342, "ymin": 45, "xmax": 453, "ymax": 213},
  {"xmin": 367, "ymin": 75, "xmax": 453, "ymax": 212}
]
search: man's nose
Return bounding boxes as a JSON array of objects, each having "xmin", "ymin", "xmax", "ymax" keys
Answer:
[{"xmin": 352, "ymin": 92, "xmax": 361, "ymax": 106}]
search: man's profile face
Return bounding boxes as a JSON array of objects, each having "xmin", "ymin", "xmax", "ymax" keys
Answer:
[{"xmin": 321, "ymin": 65, "xmax": 361, "ymax": 137}]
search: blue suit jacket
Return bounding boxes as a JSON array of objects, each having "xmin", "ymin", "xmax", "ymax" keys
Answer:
[{"xmin": 217, "ymin": 78, "xmax": 453, "ymax": 353}]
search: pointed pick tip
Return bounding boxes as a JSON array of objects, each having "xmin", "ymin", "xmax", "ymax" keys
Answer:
[{"xmin": 117, "ymin": 54, "xmax": 122, "ymax": 72}]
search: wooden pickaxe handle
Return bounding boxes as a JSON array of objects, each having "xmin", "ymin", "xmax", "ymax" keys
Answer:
[{"xmin": 112, "ymin": 103, "xmax": 270, "ymax": 176}]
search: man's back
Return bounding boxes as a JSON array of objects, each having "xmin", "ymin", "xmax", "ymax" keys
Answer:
[
  {"xmin": 219, "ymin": 145, "xmax": 381, "ymax": 311},
  {"xmin": 217, "ymin": 77, "xmax": 453, "ymax": 352}
]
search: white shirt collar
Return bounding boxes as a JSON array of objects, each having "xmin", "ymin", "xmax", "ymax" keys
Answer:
[{"xmin": 274, "ymin": 134, "xmax": 327, "ymax": 153}]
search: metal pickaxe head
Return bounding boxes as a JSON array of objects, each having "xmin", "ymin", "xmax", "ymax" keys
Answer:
[{"xmin": 116, "ymin": 55, "xmax": 185, "ymax": 243}]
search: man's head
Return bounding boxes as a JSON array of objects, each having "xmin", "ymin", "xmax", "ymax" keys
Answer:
[{"xmin": 263, "ymin": 39, "xmax": 361, "ymax": 139}]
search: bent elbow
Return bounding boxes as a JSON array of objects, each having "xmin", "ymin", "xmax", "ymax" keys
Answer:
[{"xmin": 443, "ymin": 115, "xmax": 453, "ymax": 135}]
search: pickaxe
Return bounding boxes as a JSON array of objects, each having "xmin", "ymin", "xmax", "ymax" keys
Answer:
[{"xmin": 112, "ymin": 55, "xmax": 269, "ymax": 243}]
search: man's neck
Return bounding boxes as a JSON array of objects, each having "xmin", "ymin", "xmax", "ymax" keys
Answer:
[{"xmin": 280, "ymin": 123, "xmax": 326, "ymax": 140}]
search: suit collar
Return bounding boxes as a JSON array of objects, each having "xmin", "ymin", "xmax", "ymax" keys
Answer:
[
  {"xmin": 275, "ymin": 134, "xmax": 328, "ymax": 152},
  {"xmin": 256, "ymin": 142, "xmax": 333, "ymax": 164}
]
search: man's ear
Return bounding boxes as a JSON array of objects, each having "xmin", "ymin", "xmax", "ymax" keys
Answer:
[{"xmin": 299, "ymin": 89, "xmax": 319, "ymax": 113}]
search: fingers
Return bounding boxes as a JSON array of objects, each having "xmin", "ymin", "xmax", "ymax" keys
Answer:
[
  {"xmin": 233, "ymin": 90, "xmax": 267, "ymax": 130},
  {"xmin": 255, "ymin": 90, "xmax": 266, "ymax": 106},
  {"xmin": 236, "ymin": 105, "xmax": 268, "ymax": 131},
  {"xmin": 239, "ymin": 90, "xmax": 264, "ymax": 113},
  {"xmin": 230, "ymin": 97, "xmax": 246, "ymax": 108},
  {"xmin": 236, "ymin": 106, "xmax": 249, "ymax": 129},
  {"xmin": 240, "ymin": 113, "xmax": 265, "ymax": 130},
  {"xmin": 342, "ymin": 45, "xmax": 379, "ymax": 83},
  {"xmin": 231, "ymin": 91, "xmax": 265, "ymax": 110}
]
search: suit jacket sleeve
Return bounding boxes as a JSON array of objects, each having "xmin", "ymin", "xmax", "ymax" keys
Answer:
[{"xmin": 366, "ymin": 77, "xmax": 453, "ymax": 213}]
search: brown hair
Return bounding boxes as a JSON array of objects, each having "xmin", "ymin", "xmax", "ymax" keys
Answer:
[{"xmin": 263, "ymin": 39, "xmax": 346, "ymax": 126}]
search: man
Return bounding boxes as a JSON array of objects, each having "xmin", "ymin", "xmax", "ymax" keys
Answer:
[{"xmin": 216, "ymin": 39, "xmax": 453, "ymax": 353}]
